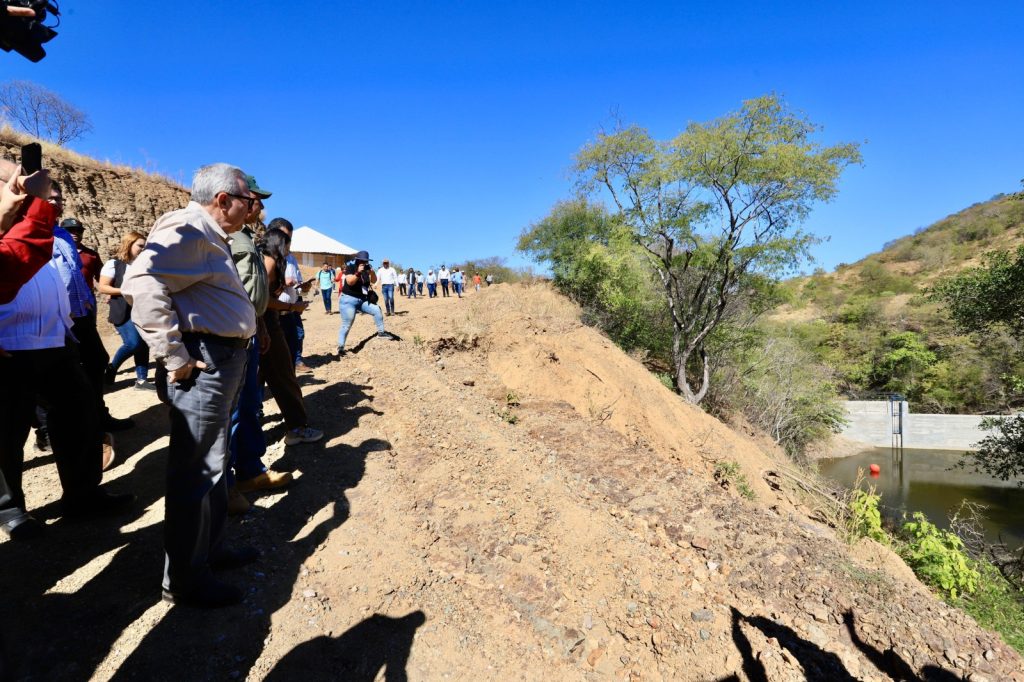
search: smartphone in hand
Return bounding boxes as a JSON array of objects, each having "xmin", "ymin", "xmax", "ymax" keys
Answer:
[{"xmin": 20, "ymin": 143, "xmax": 42, "ymax": 175}]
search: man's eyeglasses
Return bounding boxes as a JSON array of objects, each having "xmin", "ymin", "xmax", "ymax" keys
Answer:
[{"xmin": 224, "ymin": 193, "xmax": 259, "ymax": 211}]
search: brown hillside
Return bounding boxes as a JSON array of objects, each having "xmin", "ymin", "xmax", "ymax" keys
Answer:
[
  {"xmin": 3, "ymin": 283, "xmax": 1019, "ymax": 680},
  {"xmin": 0, "ymin": 128, "xmax": 190, "ymax": 260}
]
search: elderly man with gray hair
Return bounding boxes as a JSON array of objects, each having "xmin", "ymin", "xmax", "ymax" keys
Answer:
[{"xmin": 122, "ymin": 163, "xmax": 258, "ymax": 608}]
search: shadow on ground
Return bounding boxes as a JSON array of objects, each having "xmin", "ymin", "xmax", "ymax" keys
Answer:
[
  {"xmin": 0, "ymin": 378, "xmax": 408, "ymax": 681},
  {"xmin": 717, "ymin": 607, "xmax": 959, "ymax": 682}
]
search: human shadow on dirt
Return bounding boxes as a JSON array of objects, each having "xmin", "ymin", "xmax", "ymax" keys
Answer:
[
  {"xmin": 0, "ymin": 379, "xmax": 381, "ymax": 681},
  {"xmin": 729, "ymin": 606, "xmax": 857, "ymax": 682},
  {"xmin": 842, "ymin": 611, "xmax": 959, "ymax": 681},
  {"xmin": 23, "ymin": 398, "xmax": 168, "ymax": 475},
  {"xmin": 264, "ymin": 610, "xmax": 426, "ymax": 681},
  {"xmin": 108, "ymin": 380, "xmax": 384, "ymax": 681},
  {"xmin": 0, "ymin": 435, "xmax": 170, "ymax": 680}
]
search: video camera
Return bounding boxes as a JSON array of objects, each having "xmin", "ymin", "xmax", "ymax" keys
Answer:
[{"xmin": 0, "ymin": 0, "xmax": 59, "ymax": 63}]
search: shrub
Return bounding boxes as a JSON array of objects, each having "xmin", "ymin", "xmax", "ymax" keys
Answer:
[
  {"xmin": 846, "ymin": 486, "xmax": 888, "ymax": 544},
  {"xmin": 900, "ymin": 512, "xmax": 979, "ymax": 599},
  {"xmin": 713, "ymin": 461, "xmax": 755, "ymax": 500}
]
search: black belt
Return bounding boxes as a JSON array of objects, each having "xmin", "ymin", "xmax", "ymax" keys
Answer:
[{"xmin": 181, "ymin": 332, "xmax": 250, "ymax": 349}]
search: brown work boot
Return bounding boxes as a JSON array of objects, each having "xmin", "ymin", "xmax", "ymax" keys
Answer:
[
  {"xmin": 227, "ymin": 486, "xmax": 250, "ymax": 516},
  {"xmin": 102, "ymin": 433, "xmax": 116, "ymax": 471},
  {"xmin": 235, "ymin": 470, "xmax": 293, "ymax": 494}
]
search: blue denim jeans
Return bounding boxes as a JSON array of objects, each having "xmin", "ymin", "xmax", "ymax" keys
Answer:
[
  {"xmin": 163, "ymin": 336, "xmax": 247, "ymax": 592},
  {"xmin": 228, "ymin": 335, "xmax": 266, "ymax": 487},
  {"xmin": 320, "ymin": 287, "xmax": 332, "ymax": 312},
  {"xmin": 337, "ymin": 294, "xmax": 385, "ymax": 348},
  {"xmin": 381, "ymin": 284, "xmax": 395, "ymax": 314},
  {"xmin": 427, "ymin": 283, "xmax": 437, "ymax": 297},
  {"xmin": 112, "ymin": 320, "xmax": 150, "ymax": 381},
  {"xmin": 279, "ymin": 312, "xmax": 304, "ymax": 366},
  {"xmin": 407, "ymin": 281, "xmax": 417, "ymax": 298}
]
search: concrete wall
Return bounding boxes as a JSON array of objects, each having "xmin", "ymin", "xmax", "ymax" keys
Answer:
[{"xmin": 840, "ymin": 400, "xmax": 999, "ymax": 451}]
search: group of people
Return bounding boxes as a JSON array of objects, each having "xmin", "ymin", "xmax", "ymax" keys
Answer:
[{"xmin": 0, "ymin": 161, "xmax": 333, "ymax": 609}]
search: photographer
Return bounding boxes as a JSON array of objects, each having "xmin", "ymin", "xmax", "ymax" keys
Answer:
[{"xmin": 335, "ymin": 250, "xmax": 397, "ymax": 357}]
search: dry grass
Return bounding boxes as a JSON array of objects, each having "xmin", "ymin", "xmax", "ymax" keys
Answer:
[
  {"xmin": 461, "ymin": 281, "xmax": 582, "ymax": 334},
  {"xmin": 0, "ymin": 126, "xmax": 186, "ymax": 188}
]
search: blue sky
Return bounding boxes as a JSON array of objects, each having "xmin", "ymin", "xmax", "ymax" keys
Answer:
[{"xmin": 3, "ymin": 1, "xmax": 1022, "ymax": 273}]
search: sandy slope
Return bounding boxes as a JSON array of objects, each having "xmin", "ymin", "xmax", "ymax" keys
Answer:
[{"xmin": 0, "ymin": 283, "xmax": 1019, "ymax": 681}]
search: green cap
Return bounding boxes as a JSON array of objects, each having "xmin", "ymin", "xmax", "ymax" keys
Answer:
[{"xmin": 246, "ymin": 174, "xmax": 272, "ymax": 199}]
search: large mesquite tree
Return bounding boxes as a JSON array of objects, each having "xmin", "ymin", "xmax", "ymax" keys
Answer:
[{"xmin": 573, "ymin": 94, "xmax": 861, "ymax": 404}]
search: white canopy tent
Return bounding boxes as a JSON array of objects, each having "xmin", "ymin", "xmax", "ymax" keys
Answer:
[{"xmin": 289, "ymin": 226, "xmax": 358, "ymax": 267}]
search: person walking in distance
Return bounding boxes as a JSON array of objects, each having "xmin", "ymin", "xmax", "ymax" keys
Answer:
[
  {"xmin": 376, "ymin": 258, "xmax": 398, "ymax": 315},
  {"xmin": 406, "ymin": 267, "xmax": 417, "ymax": 299},
  {"xmin": 317, "ymin": 262, "xmax": 335, "ymax": 314},
  {"xmin": 426, "ymin": 268, "xmax": 437, "ymax": 298},
  {"xmin": 98, "ymin": 231, "xmax": 152, "ymax": 390},
  {"xmin": 122, "ymin": 163, "xmax": 259, "ymax": 608},
  {"xmin": 438, "ymin": 264, "xmax": 450, "ymax": 297},
  {"xmin": 416, "ymin": 271, "xmax": 424, "ymax": 296},
  {"xmin": 336, "ymin": 250, "xmax": 397, "ymax": 357},
  {"xmin": 473, "ymin": 272, "xmax": 482, "ymax": 292},
  {"xmin": 452, "ymin": 267, "xmax": 464, "ymax": 298}
]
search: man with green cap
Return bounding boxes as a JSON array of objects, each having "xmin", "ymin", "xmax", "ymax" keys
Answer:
[{"xmin": 223, "ymin": 175, "xmax": 293, "ymax": 516}]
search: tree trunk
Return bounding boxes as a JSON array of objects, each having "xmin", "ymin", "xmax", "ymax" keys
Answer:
[{"xmin": 676, "ymin": 345, "xmax": 710, "ymax": 405}]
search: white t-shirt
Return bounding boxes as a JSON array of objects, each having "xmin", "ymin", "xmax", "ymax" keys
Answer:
[
  {"xmin": 426, "ymin": 272, "xmax": 436, "ymax": 284},
  {"xmin": 100, "ymin": 259, "xmax": 119, "ymax": 278},
  {"xmin": 438, "ymin": 268, "xmax": 450, "ymax": 281},
  {"xmin": 377, "ymin": 266, "xmax": 399, "ymax": 285},
  {"xmin": 277, "ymin": 255, "xmax": 300, "ymax": 304}
]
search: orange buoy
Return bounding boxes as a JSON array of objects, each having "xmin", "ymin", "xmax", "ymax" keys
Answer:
[{"xmin": 869, "ymin": 463, "xmax": 881, "ymax": 475}]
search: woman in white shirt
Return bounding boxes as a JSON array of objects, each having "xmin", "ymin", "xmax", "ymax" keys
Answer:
[{"xmin": 97, "ymin": 231, "xmax": 151, "ymax": 390}]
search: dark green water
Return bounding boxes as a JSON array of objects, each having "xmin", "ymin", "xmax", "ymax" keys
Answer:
[{"xmin": 819, "ymin": 448, "xmax": 1024, "ymax": 549}]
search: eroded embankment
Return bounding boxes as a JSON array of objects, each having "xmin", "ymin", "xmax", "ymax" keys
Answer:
[{"xmin": 1, "ymin": 283, "xmax": 1019, "ymax": 681}]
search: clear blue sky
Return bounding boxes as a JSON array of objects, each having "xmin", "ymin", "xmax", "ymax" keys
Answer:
[{"xmin": 4, "ymin": 1, "xmax": 1022, "ymax": 273}]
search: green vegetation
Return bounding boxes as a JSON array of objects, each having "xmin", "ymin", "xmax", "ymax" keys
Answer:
[
  {"xmin": 771, "ymin": 192, "xmax": 1024, "ymax": 413},
  {"xmin": 846, "ymin": 486, "xmax": 888, "ymax": 544},
  {"xmin": 519, "ymin": 95, "xmax": 854, "ymax": 459},
  {"xmin": 843, "ymin": 485, "xmax": 1024, "ymax": 652},
  {"xmin": 713, "ymin": 460, "xmax": 756, "ymax": 500},
  {"xmin": 931, "ymin": 243, "xmax": 1024, "ymax": 479},
  {"xmin": 900, "ymin": 512, "xmax": 979, "ymax": 599}
]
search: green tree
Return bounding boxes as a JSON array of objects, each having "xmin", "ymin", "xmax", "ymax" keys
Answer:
[
  {"xmin": 573, "ymin": 94, "xmax": 861, "ymax": 403},
  {"xmin": 518, "ymin": 199, "xmax": 673, "ymax": 358},
  {"xmin": 933, "ymin": 247, "xmax": 1024, "ymax": 483},
  {"xmin": 873, "ymin": 331, "xmax": 937, "ymax": 399}
]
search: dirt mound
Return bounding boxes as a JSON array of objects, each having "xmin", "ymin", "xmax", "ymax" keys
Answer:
[
  {"xmin": 1, "ymin": 282, "xmax": 1019, "ymax": 681},
  {"xmin": 1, "ymin": 128, "xmax": 190, "ymax": 262}
]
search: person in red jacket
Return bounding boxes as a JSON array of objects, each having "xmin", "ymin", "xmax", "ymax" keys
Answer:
[
  {"xmin": 0, "ymin": 164, "xmax": 56, "ymax": 304},
  {"xmin": 0, "ymin": 162, "xmax": 58, "ymax": 540}
]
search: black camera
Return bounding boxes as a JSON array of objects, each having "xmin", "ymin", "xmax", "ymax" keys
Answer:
[{"xmin": 0, "ymin": 1, "xmax": 59, "ymax": 63}]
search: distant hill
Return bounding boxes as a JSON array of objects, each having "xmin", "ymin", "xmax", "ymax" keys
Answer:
[{"xmin": 770, "ymin": 192, "xmax": 1024, "ymax": 413}]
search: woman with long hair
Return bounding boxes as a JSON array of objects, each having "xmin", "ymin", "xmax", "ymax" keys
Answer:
[{"xmin": 98, "ymin": 231, "xmax": 151, "ymax": 390}]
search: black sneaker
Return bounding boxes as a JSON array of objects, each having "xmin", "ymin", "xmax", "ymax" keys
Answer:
[
  {"xmin": 336, "ymin": 347, "xmax": 347, "ymax": 357},
  {"xmin": 34, "ymin": 429, "xmax": 50, "ymax": 453},
  {"xmin": 134, "ymin": 380, "xmax": 156, "ymax": 391},
  {"xmin": 162, "ymin": 576, "xmax": 244, "ymax": 608},
  {"xmin": 377, "ymin": 331, "xmax": 398, "ymax": 341},
  {"xmin": 210, "ymin": 545, "xmax": 260, "ymax": 571},
  {"xmin": 61, "ymin": 490, "xmax": 136, "ymax": 519}
]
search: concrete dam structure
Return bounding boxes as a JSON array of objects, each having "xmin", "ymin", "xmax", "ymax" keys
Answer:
[{"xmin": 840, "ymin": 400, "xmax": 999, "ymax": 451}]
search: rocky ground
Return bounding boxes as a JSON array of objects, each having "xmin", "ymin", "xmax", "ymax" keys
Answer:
[{"xmin": 1, "ymin": 283, "xmax": 1020, "ymax": 681}]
